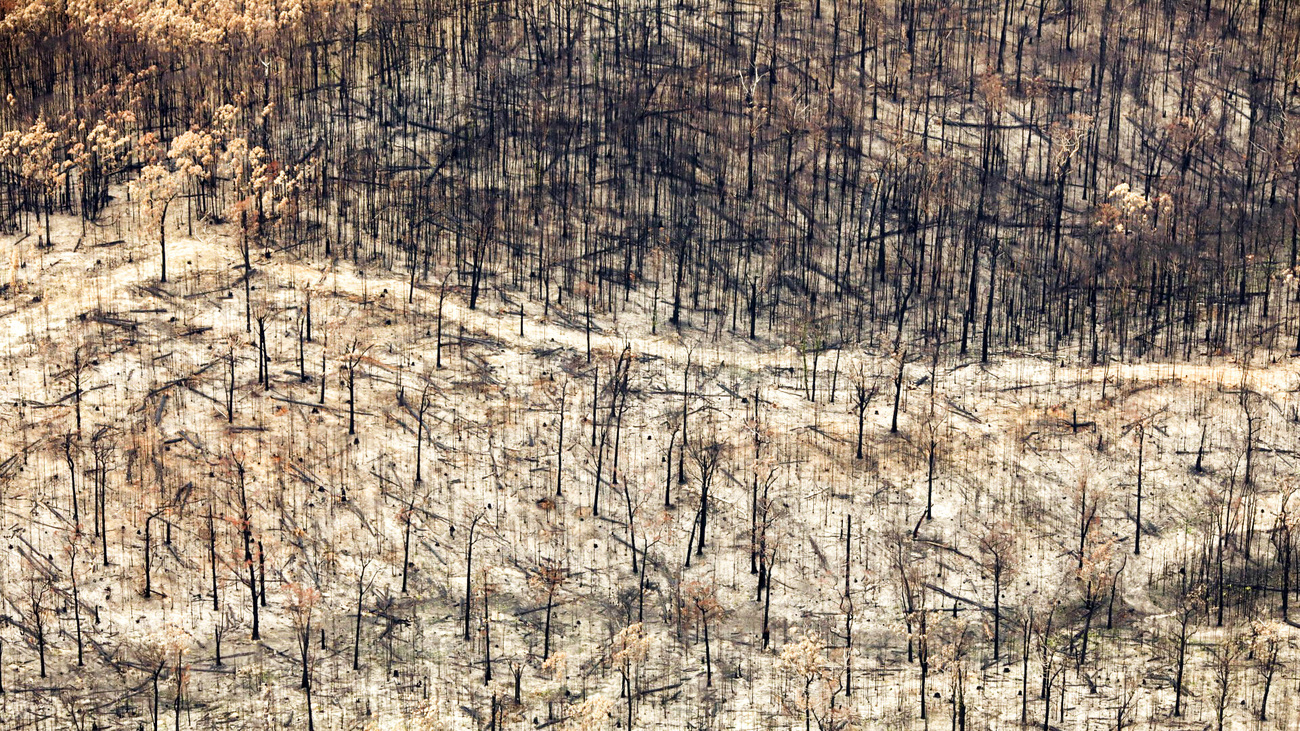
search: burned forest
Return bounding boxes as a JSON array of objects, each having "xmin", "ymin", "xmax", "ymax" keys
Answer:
[{"xmin": 1, "ymin": 0, "xmax": 1300, "ymax": 729}]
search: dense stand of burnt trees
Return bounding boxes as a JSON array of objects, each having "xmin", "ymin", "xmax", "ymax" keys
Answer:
[
  {"xmin": 5, "ymin": 6, "xmax": 1300, "ymax": 725},
  {"xmin": 2, "ymin": 0, "xmax": 1299, "ymax": 362}
]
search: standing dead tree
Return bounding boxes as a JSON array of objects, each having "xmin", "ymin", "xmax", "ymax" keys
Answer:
[
  {"xmin": 593, "ymin": 345, "xmax": 633, "ymax": 518},
  {"xmin": 685, "ymin": 429, "xmax": 725, "ymax": 566},
  {"xmin": 978, "ymin": 520, "xmax": 1017, "ymax": 664},
  {"xmin": 607, "ymin": 622, "xmax": 652, "ymax": 730},
  {"xmin": 529, "ymin": 558, "xmax": 568, "ymax": 661},
  {"xmin": 462, "ymin": 508, "xmax": 487, "ymax": 642},
  {"xmin": 342, "ymin": 340, "xmax": 371, "ymax": 436},
  {"xmin": 286, "ymin": 581, "xmax": 322, "ymax": 731},
  {"xmin": 223, "ymin": 451, "xmax": 261, "ymax": 641},
  {"xmin": 849, "ymin": 364, "xmax": 879, "ymax": 460},
  {"xmin": 779, "ymin": 632, "xmax": 830, "ymax": 731},
  {"xmin": 684, "ymin": 580, "xmax": 724, "ymax": 687}
]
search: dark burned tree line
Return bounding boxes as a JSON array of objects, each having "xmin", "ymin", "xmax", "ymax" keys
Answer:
[
  {"xmin": 6, "ymin": 1, "xmax": 1300, "ymax": 729},
  {"xmin": 0, "ymin": 0, "xmax": 1298, "ymax": 362}
]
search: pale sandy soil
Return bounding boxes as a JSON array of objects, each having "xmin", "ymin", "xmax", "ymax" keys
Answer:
[{"xmin": 0, "ymin": 198, "xmax": 1295, "ymax": 731}]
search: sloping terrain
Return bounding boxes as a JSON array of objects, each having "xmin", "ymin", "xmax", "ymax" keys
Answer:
[
  {"xmin": 1, "ymin": 202, "xmax": 1298, "ymax": 730},
  {"xmin": 2, "ymin": 0, "xmax": 1300, "ymax": 728}
]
